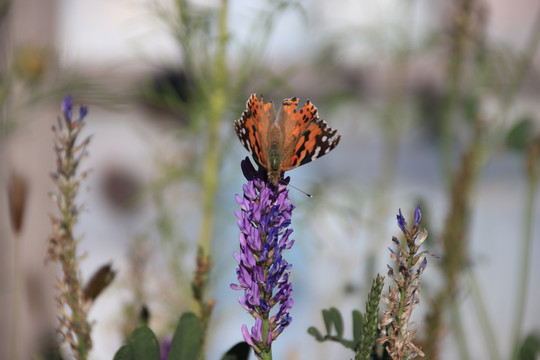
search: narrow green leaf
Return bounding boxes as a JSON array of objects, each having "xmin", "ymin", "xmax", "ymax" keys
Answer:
[
  {"xmin": 307, "ymin": 327, "xmax": 324, "ymax": 341},
  {"xmin": 113, "ymin": 345, "xmax": 132, "ymax": 360},
  {"xmin": 127, "ymin": 326, "xmax": 160, "ymax": 360},
  {"xmin": 339, "ymin": 338, "xmax": 358, "ymax": 350},
  {"xmin": 220, "ymin": 341, "xmax": 250, "ymax": 360},
  {"xmin": 167, "ymin": 312, "xmax": 203, "ymax": 360},
  {"xmin": 329, "ymin": 307, "xmax": 344, "ymax": 338},
  {"xmin": 352, "ymin": 310, "xmax": 364, "ymax": 342},
  {"xmin": 322, "ymin": 309, "xmax": 332, "ymax": 335}
]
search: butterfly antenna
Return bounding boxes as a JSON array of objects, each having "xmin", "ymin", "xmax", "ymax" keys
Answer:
[{"xmin": 288, "ymin": 183, "xmax": 312, "ymax": 198}]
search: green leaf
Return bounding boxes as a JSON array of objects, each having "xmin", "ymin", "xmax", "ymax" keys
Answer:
[
  {"xmin": 113, "ymin": 345, "xmax": 132, "ymax": 360},
  {"xmin": 127, "ymin": 326, "xmax": 160, "ymax": 360},
  {"xmin": 167, "ymin": 312, "xmax": 203, "ymax": 360},
  {"xmin": 220, "ymin": 342, "xmax": 250, "ymax": 360},
  {"xmin": 322, "ymin": 309, "xmax": 332, "ymax": 335},
  {"xmin": 506, "ymin": 117, "xmax": 535, "ymax": 151},
  {"xmin": 518, "ymin": 332, "xmax": 540, "ymax": 360},
  {"xmin": 338, "ymin": 338, "xmax": 358, "ymax": 351},
  {"xmin": 329, "ymin": 307, "xmax": 344, "ymax": 338},
  {"xmin": 352, "ymin": 310, "xmax": 364, "ymax": 342},
  {"xmin": 307, "ymin": 326, "xmax": 324, "ymax": 341}
]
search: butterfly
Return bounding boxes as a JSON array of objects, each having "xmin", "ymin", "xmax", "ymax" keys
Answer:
[{"xmin": 234, "ymin": 94, "xmax": 341, "ymax": 185}]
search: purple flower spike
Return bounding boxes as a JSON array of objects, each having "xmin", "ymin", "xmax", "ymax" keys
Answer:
[
  {"xmin": 231, "ymin": 158, "xmax": 295, "ymax": 358},
  {"xmin": 414, "ymin": 204, "xmax": 422, "ymax": 227}
]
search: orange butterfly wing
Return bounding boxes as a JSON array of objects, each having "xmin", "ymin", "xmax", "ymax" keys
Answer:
[
  {"xmin": 234, "ymin": 94, "xmax": 275, "ymax": 168},
  {"xmin": 279, "ymin": 98, "xmax": 341, "ymax": 171}
]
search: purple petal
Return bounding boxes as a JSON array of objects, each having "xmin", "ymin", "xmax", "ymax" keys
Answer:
[
  {"xmin": 61, "ymin": 95, "xmax": 73, "ymax": 121},
  {"xmin": 396, "ymin": 208, "xmax": 406, "ymax": 232},
  {"xmin": 252, "ymin": 318, "xmax": 263, "ymax": 342},
  {"xmin": 230, "ymin": 283, "xmax": 242, "ymax": 290},
  {"xmin": 79, "ymin": 105, "xmax": 88, "ymax": 120},
  {"xmin": 241, "ymin": 324, "xmax": 255, "ymax": 346},
  {"xmin": 414, "ymin": 204, "xmax": 422, "ymax": 227}
]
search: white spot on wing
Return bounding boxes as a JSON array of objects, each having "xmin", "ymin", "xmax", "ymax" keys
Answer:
[{"xmin": 311, "ymin": 146, "xmax": 321, "ymax": 160}]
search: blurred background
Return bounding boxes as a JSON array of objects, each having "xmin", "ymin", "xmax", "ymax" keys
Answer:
[{"xmin": 1, "ymin": 0, "xmax": 539, "ymax": 359}]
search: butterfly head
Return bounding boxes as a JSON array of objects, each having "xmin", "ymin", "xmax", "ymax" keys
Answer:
[
  {"xmin": 267, "ymin": 170, "xmax": 282, "ymax": 186},
  {"xmin": 241, "ymin": 156, "xmax": 289, "ymax": 189}
]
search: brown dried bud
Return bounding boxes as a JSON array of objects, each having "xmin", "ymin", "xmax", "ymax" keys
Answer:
[
  {"xmin": 83, "ymin": 263, "xmax": 116, "ymax": 301},
  {"xmin": 8, "ymin": 173, "xmax": 28, "ymax": 235}
]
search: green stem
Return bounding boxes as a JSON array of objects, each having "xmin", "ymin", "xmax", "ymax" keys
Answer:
[
  {"xmin": 397, "ymin": 250, "xmax": 415, "ymax": 326},
  {"xmin": 397, "ymin": 285, "xmax": 406, "ymax": 327},
  {"xmin": 449, "ymin": 298, "xmax": 471, "ymax": 360},
  {"xmin": 483, "ymin": 6, "xmax": 540, "ymax": 162},
  {"xmin": 511, "ymin": 159, "xmax": 538, "ymax": 360},
  {"xmin": 260, "ymin": 318, "xmax": 272, "ymax": 360},
  {"xmin": 467, "ymin": 271, "xmax": 502, "ymax": 360},
  {"xmin": 197, "ymin": 0, "xmax": 228, "ymax": 257},
  {"xmin": 196, "ymin": 1, "xmax": 228, "ymax": 358}
]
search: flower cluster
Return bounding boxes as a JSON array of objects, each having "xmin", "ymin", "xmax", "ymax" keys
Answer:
[
  {"xmin": 231, "ymin": 158, "xmax": 295, "ymax": 359},
  {"xmin": 378, "ymin": 205, "xmax": 430, "ymax": 360},
  {"xmin": 47, "ymin": 95, "xmax": 92, "ymax": 359}
]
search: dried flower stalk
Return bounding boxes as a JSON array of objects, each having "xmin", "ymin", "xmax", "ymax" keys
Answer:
[
  {"xmin": 378, "ymin": 206, "xmax": 431, "ymax": 360},
  {"xmin": 46, "ymin": 95, "xmax": 92, "ymax": 359}
]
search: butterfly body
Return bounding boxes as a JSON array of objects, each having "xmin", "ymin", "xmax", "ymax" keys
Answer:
[
  {"xmin": 267, "ymin": 127, "xmax": 283, "ymax": 184},
  {"xmin": 235, "ymin": 94, "xmax": 341, "ymax": 185}
]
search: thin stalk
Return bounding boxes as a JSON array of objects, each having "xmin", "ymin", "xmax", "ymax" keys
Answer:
[
  {"xmin": 449, "ymin": 298, "xmax": 471, "ymax": 360},
  {"xmin": 467, "ymin": 270, "xmax": 502, "ymax": 360},
  {"xmin": 197, "ymin": 0, "xmax": 228, "ymax": 257},
  {"xmin": 500, "ymin": 5, "xmax": 540, "ymax": 117},
  {"xmin": 511, "ymin": 153, "xmax": 538, "ymax": 360},
  {"xmin": 195, "ymin": 1, "xmax": 228, "ymax": 358},
  {"xmin": 439, "ymin": 0, "xmax": 474, "ymax": 187},
  {"xmin": 11, "ymin": 235, "xmax": 21, "ymax": 360},
  {"xmin": 483, "ymin": 5, "xmax": 540, "ymax": 162}
]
